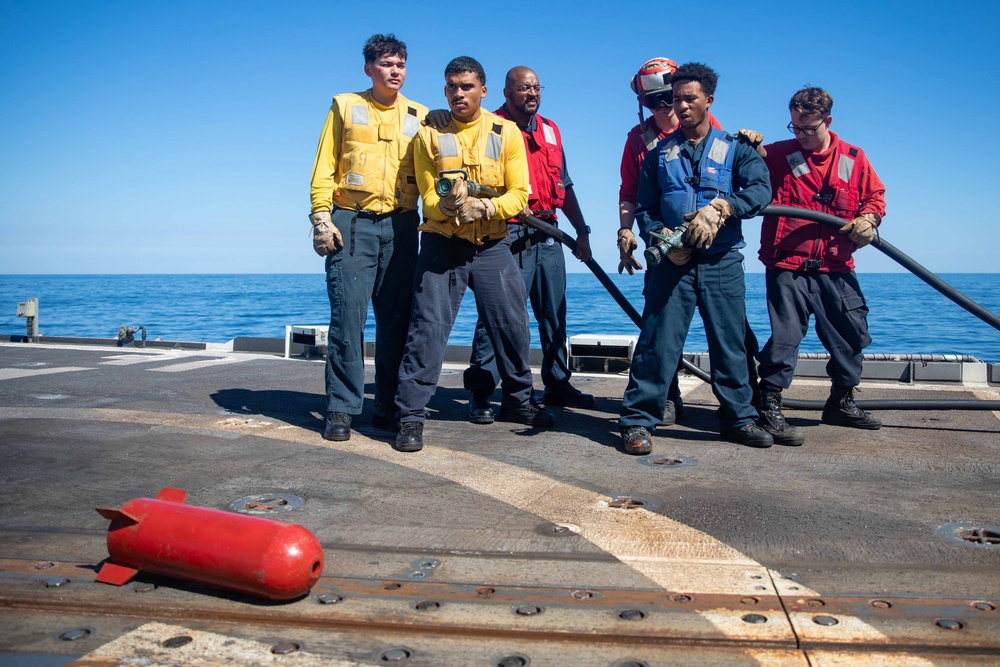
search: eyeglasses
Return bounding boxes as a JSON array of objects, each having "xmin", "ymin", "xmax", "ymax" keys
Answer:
[
  {"xmin": 514, "ymin": 85, "xmax": 544, "ymax": 93},
  {"xmin": 787, "ymin": 119, "xmax": 826, "ymax": 136},
  {"xmin": 641, "ymin": 89, "xmax": 673, "ymax": 110}
]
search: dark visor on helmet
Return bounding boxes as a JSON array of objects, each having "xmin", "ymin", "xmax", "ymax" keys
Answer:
[{"xmin": 641, "ymin": 89, "xmax": 673, "ymax": 110}]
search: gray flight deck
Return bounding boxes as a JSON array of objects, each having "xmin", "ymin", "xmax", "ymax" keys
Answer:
[{"xmin": 1, "ymin": 339, "xmax": 999, "ymax": 666}]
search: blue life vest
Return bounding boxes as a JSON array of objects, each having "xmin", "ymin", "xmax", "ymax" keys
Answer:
[{"xmin": 656, "ymin": 127, "xmax": 743, "ymax": 254}]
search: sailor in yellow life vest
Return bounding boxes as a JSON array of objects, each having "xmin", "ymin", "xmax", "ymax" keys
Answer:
[
  {"xmin": 308, "ymin": 34, "xmax": 428, "ymax": 443},
  {"xmin": 393, "ymin": 56, "xmax": 556, "ymax": 453}
]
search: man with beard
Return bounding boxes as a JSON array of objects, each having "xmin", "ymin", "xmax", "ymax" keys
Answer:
[
  {"xmin": 463, "ymin": 66, "xmax": 596, "ymax": 424},
  {"xmin": 308, "ymin": 34, "xmax": 427, "ymax": 442},
  {"xmin": 619, "ymin": 62, "xmax": 773, "ymax": 453},
  {"xmin": 393, "ymin": 56, "xmax": 555, "ymax": 453}
]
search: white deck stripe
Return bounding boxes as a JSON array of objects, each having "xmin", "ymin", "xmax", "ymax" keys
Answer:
[
  {"xmin": 0, "ymin": 367, "xmax": 90, "ymax": 381},
  {"xmin": 148, "ymin": 357, "xmax": 244, "ymax": 373}
]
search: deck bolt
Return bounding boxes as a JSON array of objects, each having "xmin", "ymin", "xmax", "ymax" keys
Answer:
[
  {"xmin": 572, "ymin": 590, "xmax": 597, "ymax": 600},
  {"xmin": 162, "ymin": 635, "xmax": 193, "ymax": 648},
  {"xmin": 416, "ymin": 559, "xmax": 440, "ymax": 569},
  {"xmin": 494, "ymin": 655, "xmax": 529, "ymax": 667},
  {"xmin": 57, "ymin": 628, "xmax": 92, "ymax": 642},
  {"xmin": 271, "ymin": 642, "xmax": 301, "ymax": 655},
  {"xmin": 870, "ymin": 600, "xmax": 892, "ymax": 609},
  {"xmin": 377, "ymin": 647, "xmax": 413, "ymax": 662},
  {"xmin": 316, "ymin": 594, "xmax": 343, "ymax": 605},
  {"xmin": 33, "ymin": 562, "xmax": 57, "ymax": 570},
  {"xmin": 742, "ymin": 613, "xmax": 768, "ymax": 624},
  {"xmin": 813, "ymin": 615, "xmax": 839, "ymax": 626},
  {"xmin": 617, "ymin": 609, "xmax": 646, "ymax": 621},
  {"xmin": 935, "ymin": 618, "xmax": 964, "ymax": 630},
  {"xmin": 414, "ymin": 600, "xmax": 440, "ymax": 611},
  {"xmin": 805, "ymin": 599, "xmax": 825, "ymax": 607},
  {"xmin": 670, "ymin": 593, "xmax": 692, "ymax": 603},
  {"xmin": 513, "ymin": 604, "xmax": 542, "ymax": 616},
  {"xmin": 972, "ymin": 601, "xmax": 996, "ymax": 611},
  {"xmin": 740, "ymin": 596, "xmax": 760, "ymax": 605},
  {"xmin": 476, "ymin": 587, "xmax": 496, "ymax": 597},
  {"xmin": 44, "ymin": 577, "xmax": 70, "ymax": 588},
  {"xmin": 382, "ymin": 582, "xmax": 402, "ymax": 590},
  {"xmin": 131, "ymin": 582, "xmax": 155, "ymax": 593}
]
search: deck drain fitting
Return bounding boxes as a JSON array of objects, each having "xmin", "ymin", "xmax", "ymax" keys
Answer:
[
  {"xmin": 493, "ymin": 655, "xmax": 530, "ymax": 667},
  {"xmin": 572, "ymin": 590, "xmax": 599, "ymax": 600},
  {"xmin": 607, "ymin": 493, "xmax": 659, "ymax": 511},
  {"xmin": 162, "ymin": 635, "xmax": 194, "ymax": 648},
  {"xmin": 934, "ymin": 522, "xmax": 1000, "ymax": 550},
  {"xmin": 316, "ymin": 593, "xmax": 343, "ymax": 605},
  {"xmin": 670, "ymin": 593, "xmax": 692, "ymax": 603},
  {"xmin": 230, "ymin": 493, "xmax": 305, "ymax": 515},
  {"xmin": 639, "ymin": 455, "xmax": 695, "ymax": 468},
  {"xmin": 476, "ymin": 587, "xmax": 496, "ymax": 597},
  {"xmin": 413, "ymin": 600, "xmax": 441, "ymax": 611},
  {"xmin": 513, "ymin": 604, "xmax": 543, "ymax": 616},
  {"xmin": 33, "ymin": 561, "xmax": 56, "ymax": 570},
  {"xmin": 57, "ymin": 628, "xmax": 93, "ymax": 642},
  {"xmin": 617, "ymin": 609, "xmax": 647, "ymax": 621},
  {"xmin": 870, "ymin": 600, "xmax": 892, "ymax": 609},
  {"xmin": 271, "ymin": 641, "xmax": 301, "ymax": 655},
  {"xmin": 972, "ymin": 601, "xmax": 996, "ymax": 611},
  {"xmin": 813, "ymin": 615, "xmax": 839, "ymax": 626},
  {"xmin": 742, "ymin": 614, "xmax": 768, "ymax": 624},
  {"xmin": 935, "ymin": 618, "xmax": 964, "ymax": 630},
  {"xmin": 377, "ymin": 647, "xmax": 413, "ymax": 662},
  {"xmin": 536, "ymin": 522, "xmax": 581, "ymax": 536}
]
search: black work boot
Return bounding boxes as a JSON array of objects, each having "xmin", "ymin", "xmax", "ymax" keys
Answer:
[
  {"xmin": 720, "ymin": 424, "xmax": 773, "ymax": 448},
  {"xmin": 323, "ymin": 412, "xmax": 351, "ymax": 441},
  {"xmin": 757, "ymin": 389, "xmax": 804, "ymax": 446},
  {"xmin": 498, "ymin": 402, "xmax": 555, "ymax": 427},
  {"xmin": 620, "ymin": 426, "xmax": 653, "ymax": 455},
  {"xmin": 468, "ymin": 393, "xmax": 495, "ymax": 425},
  {"xmin": 395, "ymin": 422, "xmax": 424, "ymax": 452},
  {"xmin": 542, "ymin": 383, "xmax": 596, "ymax": 409},
  {"xmin": 822, "ymin": 385, "xmax": 882, "ymax": 430}
]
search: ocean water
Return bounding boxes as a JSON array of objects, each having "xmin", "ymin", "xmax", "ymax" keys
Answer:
[{"xmin": 1, "ymin": 272, "xmax": 998, "ymax": 363}]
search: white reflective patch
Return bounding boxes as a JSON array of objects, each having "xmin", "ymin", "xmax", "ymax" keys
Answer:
[
  {"xmin": 707, "ymin": 138, "xmax": 730, "ymax": 164},
  {"xmin": 528, "ymin": 183, "xmax": 533, "ymax": 195},
  {"xmin": 439, "ymin": 134, "xmax": 458, "ymax": 157},
  {"xmin": 662, "ymin": 140, "xmax": 681, "ymax": 163},
  {"xmin": 787, "ymin": 151, "xmax": 810, "ymax": 178},
  {"xmin": 402, "ymin": 114, "xmax": 419, "ymax": 138},
  {"xmin": 838, "ymin": 154, "xmax": 855, "ymax": 182},
  {"xmin": 351, "ymin": 105, "xmax": 368, "ymax": 126},
  {"xmin": 346, "ymin": 172, "xmax": 364, "ymax": 186},
  {"xmin": 486, "ymin": 133, "xmax": 502, "ymax": 161},
  {"xmin": 542, "ymin": 123, "xmax": 557, "ymax": 145}
]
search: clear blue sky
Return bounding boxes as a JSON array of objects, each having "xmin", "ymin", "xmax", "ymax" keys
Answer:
[{"xmin": 2, "ymin": 1, "xmax": 998, "ymax": 274}]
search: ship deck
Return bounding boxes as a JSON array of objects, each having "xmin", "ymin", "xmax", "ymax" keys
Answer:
[{"xmin": 1, "ymin": 340, "xmax": 999, "ymax": 666}]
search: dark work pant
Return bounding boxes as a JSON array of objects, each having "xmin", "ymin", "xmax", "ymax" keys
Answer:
[
  {"xmin": 621, "ymin": 249, "xmax": 757, "ymax": 432},
  {"xmin": 757, "ymin": 268, "xmax": 872, "ymax": 390},
  {"xmin": 465, "ymin": 222, "xmax": 572, "ymax": 396},
  {"xmin": 395, "ymin": 233, "xmax": 534, "ymax": 424},
  {"xmin": 325, "ymin": 208, "xmax": 418, "ymax": 415}
]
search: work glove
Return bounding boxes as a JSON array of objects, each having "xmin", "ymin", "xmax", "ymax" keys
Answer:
[
  {"xmin": 683, "ymin": 198, "xmax": 734, "ymax": 250},
  {"xmin": 840, "ymin": 212, "xmax": 879, "ymax": 248},
  {"xmin": 309, "ymin": 211, "xmax": 343, "ymax": 256},
  {"xmin": 438, "ymin": 177, "xmax": 469, "ymax": 218},
  {"xmin": 422, "ymin": 108, "xmax": 452, "ymax": 128},
  {"xmin": 661, "ymin": 228, "xmax": 693, "ymax": 266},
  {"xmin": 738, "ymin": 128, "xmax": 767, "ymax": 158},
  {"xmin": 617, "ymin": 228, "xmax": 643, "ymax": 275},
  {"xmin": 456, "ymin": 197, "xmax": 497, "ymax": 224}
]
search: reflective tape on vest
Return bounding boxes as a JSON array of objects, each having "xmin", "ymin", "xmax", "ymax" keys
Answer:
[
  {"xmin": 486, "ymin": 133, "xmax": 502, "ymax": 161},
  {"xmin": 662, "ymin": 140, "xmax": 681, "ymax": 163},
  {"xmin": 707, "ymin": 138, "xmax": 730, "ymax": 165},
  {"xmin": 787, "ymin": 151, "xmax": 810, "ymax": 178},
  {"xmin": 403, "ymin": 115, "xmax": 419, "ymax": 138},
  {"xmin": 838, "ymin": 154, "xmax": 855, "ymax": 182},
  {"xmin": 351, "ymin": 105, "xmax": 368, "ymax": 125},
  {"xmin": 439, "ymin": 134, "xmax": 458, "ymax": 158},
  {"xmin": 542, "ymin": 123, "xmax": 557, "ymax": 145}
]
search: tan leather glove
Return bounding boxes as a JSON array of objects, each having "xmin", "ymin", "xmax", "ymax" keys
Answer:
[
  {"xmin": 738, "ymin": 128, "xmax": 767, "ymax": 158},
  {"xmin": 840, "ymin": 212, "xmax": 878, "ymax": 247},
  {"xmin": 309, "ymin": 211, "xmax": 343, "ymax": 256},
  {"xmin": 456, "ymin": 197, "xmax": 497, "ymax": 224},
  {"xmin": 438, "ymin": 177, "xmax": 468, "ymax": 218},
  {"xmin": 683, "ymin": 198, "xmax": 734, "ymax": 250},
  {"xmin": 661, "ymin": 228, "xmax": 693, "ymax": 266},
  {"xmin": 617, "ymin": 228, "xmax": 643, "ymax": 275},
  {"xmin": 422, "ymin": 109, "xmax": 452, "ymax": 128}
]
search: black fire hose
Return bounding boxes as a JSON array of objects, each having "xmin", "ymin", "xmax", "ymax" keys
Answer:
[{"xmin": 519, "ymin": 208, "xmax": 1000, "ymax": 413}]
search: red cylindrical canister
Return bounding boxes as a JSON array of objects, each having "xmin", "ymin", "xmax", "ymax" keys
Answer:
[{"xmin": 96, "ymin": 488, "xmax": 323, "ymax": 601}]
